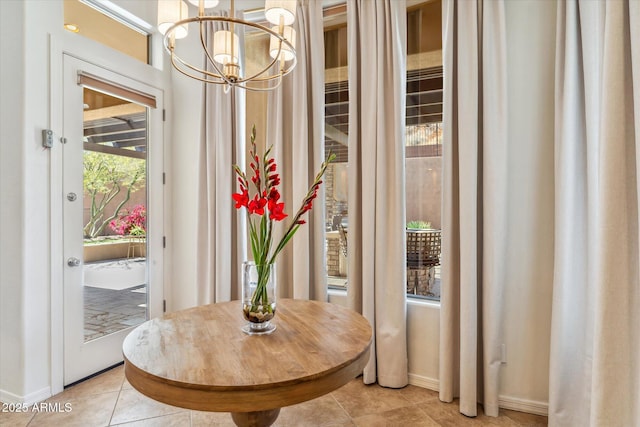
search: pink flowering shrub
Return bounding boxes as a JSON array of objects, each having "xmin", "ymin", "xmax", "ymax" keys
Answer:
[{"xmin": 109, "ymin": 204, "xmax": 146, "ymax": 236}]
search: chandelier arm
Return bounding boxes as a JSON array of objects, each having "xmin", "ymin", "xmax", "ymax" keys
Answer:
[
  {"xmin": 241, "ymin": 51, "xmax": 297, "ymax": 83},
  {"xmin": 171, "ymin": 50, "xmax": 235, "ymax": 83},
  {"xmin": 198, "ymin": 19, "xmax": 234, "ymax": 85},
  {"xmin": 163, "ymin": 16, "xmax": 298, "ymax": 88},
  {"xmin": 235, "ymin": 82, "xmax": 280, "ymax": 92},
  {"xmin": 239, "ymin": 39, "xmax": 285, "ymax": 82},
  {"xmin": 171, "ymin": 51, "xmax": 237, "ymax": 85},
  {"xmin": 171, "ymin": 54, "xmax": 234, "ymax": 86},
  {"xmin": 240, "ymin": 77, "xmax": 284, "ymax": 92},
  {"xmin": 235, "ymin": 31, "xmax": 296, "ymax": 82},
  {"xmin": 234, "ymin": 49, "xmax": 297, "ymax": 84},
  {"xmin": 172, "ymin": 52, "xmax": 285, "ymax": 92},
  {"xmin": 173, "ymin": 47, "xmax": 294, "ymax": 85},
  {"xmin": 173, "ymin": 51, "xmax": 285, "ymax": 88}
]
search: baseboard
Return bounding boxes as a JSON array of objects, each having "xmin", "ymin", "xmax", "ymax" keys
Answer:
[
  {"xmin": 0, "ymin": 386, "xmax": 51, "ymax": 405},
  {"xmin": 498, "ymin": 395, "xmax": 548, "ymax": 416},
  {"xmin": 408, "ymin": 373, "xmax": 439, "ymax": 391},
  {"xmin": 407, "ymin": 375, "xmax": 548, "ymax": 417}
]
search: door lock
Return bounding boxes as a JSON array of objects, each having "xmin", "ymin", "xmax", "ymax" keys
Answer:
[
  {"xmin": 67, "ymin": 193, "xmax": 77, "ymax": 202},
  {"xmin": 67, "ymin": 257, "xmax": 81, "ymax": 267}
]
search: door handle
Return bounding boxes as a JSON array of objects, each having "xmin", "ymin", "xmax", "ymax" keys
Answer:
[{"xmin": 67, "ymin": 257, "xmax": 81, "ymax": 267}]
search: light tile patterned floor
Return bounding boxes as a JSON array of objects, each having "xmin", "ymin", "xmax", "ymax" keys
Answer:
[{"xmin": 1, "ymin": 364, "xmax": 547, "ymax": 426}]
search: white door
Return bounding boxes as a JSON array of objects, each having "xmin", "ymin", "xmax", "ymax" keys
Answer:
[{"xmin": 63, "ymin": 55, "xmax": 164, "ymax": 385}]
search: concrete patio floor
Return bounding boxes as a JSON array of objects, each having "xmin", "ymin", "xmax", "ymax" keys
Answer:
[{"xmin": 83, "ymin": 258, "xmax": 147, "ymax": 342}]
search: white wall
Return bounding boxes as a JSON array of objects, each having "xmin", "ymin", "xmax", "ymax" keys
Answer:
[
  {"xmin": 167, "ymin": 34, "xmax": 204, "ymax": 311},
  {"xmin": 0, "ymin": 0, "xmax": 27, "ymax": 402},
  {"xmin": 0, "ymin": 0, "xmax": 62, "ymax": 403}
]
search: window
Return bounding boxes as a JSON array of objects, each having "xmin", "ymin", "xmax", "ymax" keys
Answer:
[
  {"xmin": 405, "ymin": 1, "xmax": 443, "ymax": 301},
  {"xmin": 324, "ymin": 20, "xmax": 349, "ymax": 289},
  {"xmin": 63, "ymin": 0, "xmax": 150, "ymax": 64},
  {"xmin": 323, "ymin": 2, "xmax": 443, "ymax": 301}
]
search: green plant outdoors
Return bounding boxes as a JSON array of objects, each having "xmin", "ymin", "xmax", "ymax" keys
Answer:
[
  {"xmin": 83, "ymin": 151, "xmax": 145, "ymax": 238},
  {"xmin": 406, "ymin": 220, "xmax": 432, "ymax": 230}
]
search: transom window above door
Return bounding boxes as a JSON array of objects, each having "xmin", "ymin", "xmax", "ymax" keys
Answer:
[{"xmin": 63, "ymin": 0, "xmax": 150, "ymax": 64}]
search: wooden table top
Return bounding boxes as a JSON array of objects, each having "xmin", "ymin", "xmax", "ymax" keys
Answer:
[{"xmin": 123, "ymin": 298, "xmax": 372, "ymax": 413}]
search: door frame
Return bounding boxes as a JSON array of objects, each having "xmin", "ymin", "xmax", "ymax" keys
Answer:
[{"xmin": 50, "ymin": 30, "xmax": 167, "ymax": 393}]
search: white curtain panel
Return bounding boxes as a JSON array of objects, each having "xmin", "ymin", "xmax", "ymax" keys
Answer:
[
  {"xmin": 195, "ymin": 13, "xmax": 247, "ymax": 304},
  {"xmin": 550, "ymin": 1, "xmax": 640, "ymax": 425},
  {"xmin": 440, "ymin": 0, "xmax": 508, "ymax": 417},
  {"xmin": 346, "ymin": 0, "xmax": 408, "ymax": 388},
  {"xmin": 266, "ymin": 0, "xmax": 327, "ymax": 301}
]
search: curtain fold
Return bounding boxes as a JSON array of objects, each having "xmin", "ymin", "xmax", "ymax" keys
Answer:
[
  {"xmin": 439, "ymin": 0, "xmax": 508, "ymax": 417},
  {"xmin": 196, "ymin": 13, "xmax": 247, "ymax": 305},
  {"xmin": 550, "ymin": 1, "xmax": 640, "ymax": 425},
  {"xmin": 346, "ymin": 0, "xmax": 408, "ymax": 388},
  {"xmin": 266, "ymin": 0, "xmax": 327, "ymax": 301}
]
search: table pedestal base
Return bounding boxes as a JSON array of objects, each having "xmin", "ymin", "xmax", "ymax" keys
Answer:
[{"xmin": 231, "ymin": 408, "xmax": 281, "ymax": 427}]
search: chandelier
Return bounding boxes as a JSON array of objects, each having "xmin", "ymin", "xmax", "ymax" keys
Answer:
[{"xmin": 158, "ymin": 0, "xmax": 297, "ymax": 91}]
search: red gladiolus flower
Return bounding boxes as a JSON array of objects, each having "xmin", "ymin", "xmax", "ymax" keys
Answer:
[
  {"xmin": 269, "ymin": 174, "xmax": 281, "ymax": 186},
  {"xmin": 268, "ymin": 199, "xmax": 288, "ymax": 221},
  {"xmin": 232, "ymin": 126, "xmax": 334, "ymax": 292},
  {"xmin": 268, "ymin": 187, "xmax": 280, "ymax": 202},
  {"xmin": 232, "ymin": 189, "xmax": 249, "ymax": 209},
  {"xmin": 248, "ymin": 195, "xmax": 267, "ymax": 215}
]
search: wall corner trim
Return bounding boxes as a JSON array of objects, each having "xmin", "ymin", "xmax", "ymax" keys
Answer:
[{"xmin": 0, "ymin": 386, "xmax": 52, "ymax": 405}]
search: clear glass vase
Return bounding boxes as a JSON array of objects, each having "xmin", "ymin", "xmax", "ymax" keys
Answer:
[{"xmin": 241, "ymin": 261, "xmax": 277, "ymax": 335}]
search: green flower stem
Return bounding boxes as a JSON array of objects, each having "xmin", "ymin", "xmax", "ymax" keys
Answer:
[
  {"xmin": 267, "ymin": 153, "xmax": 336, "ymax": 266},
  {"xmin": 235, "ymin": 127, "xmax": 335, "ymax": 314}
]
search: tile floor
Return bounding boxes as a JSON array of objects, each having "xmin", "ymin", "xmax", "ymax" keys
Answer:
[{"xmin": 1, "ymin": 364, "xmax": 547, "ymax": 427}]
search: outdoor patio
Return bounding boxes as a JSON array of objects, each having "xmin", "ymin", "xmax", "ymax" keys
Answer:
[
  {"xmin": 83, "ymin": 258, "xmax": 147, "ymax": 342},
  {"xmin": 328, "ymin": 265, "xmax": 441, "ymax": 301}
]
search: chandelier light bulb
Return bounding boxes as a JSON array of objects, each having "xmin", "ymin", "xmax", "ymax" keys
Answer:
[
  {"xmin": 158, "ymin": 0, "xmax": 189, "ymax": 39},
  {"xmin": 213, "ymin": 30, "xmax": 240, "ymax": 65},
  {"xmin": 269, "ymin": 26, "xmax": 296, "ymax": 61},
  {"xmin": 265, "ymin": 0, "xmax": 297, "ymax": 26},
  {"xmin": 186, "ymin": 0, "xmax": 219, "ymax": 8}
]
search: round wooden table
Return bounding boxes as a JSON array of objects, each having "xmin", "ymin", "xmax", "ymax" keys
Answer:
[{"xmin": 123, "ymin": 298, "xmax": 372, "ymax": 427}]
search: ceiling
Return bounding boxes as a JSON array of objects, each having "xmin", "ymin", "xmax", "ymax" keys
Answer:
[
  {"xmin": 83, "ymin": 112, "xmax": 147, "ymax": 160},
  {"xmin": 83, "ymin": 88, "xmax": 147, "ymax": 159}
]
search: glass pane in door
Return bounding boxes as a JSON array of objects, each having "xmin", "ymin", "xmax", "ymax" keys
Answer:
[{"xmin": 82, "ymin": 87, "xmax": 148, "ymax": 342}]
